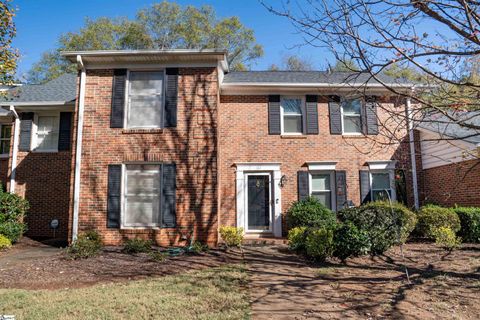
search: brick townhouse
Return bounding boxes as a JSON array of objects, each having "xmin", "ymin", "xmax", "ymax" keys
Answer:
[{"xmin": 0, "ymin": 49, "xmax": 431, "ymax": 245}]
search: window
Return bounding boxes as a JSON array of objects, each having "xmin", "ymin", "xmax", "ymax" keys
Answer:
[
  {"xmin": 123, "ymin": 164, "xmax": 161, "ymax": 227},
  {"xmin": 281, "ymin": 96, "xmax": 304, "ymax": 134},
  {"xmin": 0, "ymin": 124, "xmax": 12, "ymax": 155},
  {"xmin": 310, "ymin": 172, "xmax": 334, "ymax": 210},
  {"xmin": 341, "ymin": 98, "xmax": 362, "ymax": 134},
  {"xmin": 34, "ymin": 114, "xmax": 59, "ymax": 151},
  {"xmin": 127, "ymin": 71, "xmax": 164, "ymax": 128},
  {"xmin": 371, "ymin": 172, "xmax": 392, "ymax": 201}
]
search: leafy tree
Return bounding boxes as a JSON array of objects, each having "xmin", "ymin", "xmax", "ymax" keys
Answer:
[
  {"xmin": 330, "ymin": 59, "xmax": 359, "ymax": 72},
  {"xmin": 28, "ymin": 1, "xmax": 263, "ymax": 82},
  {"xmin": 268, "ymin": 54, "xmax": 314, "ymax": 71},
  {"xmin": 0, "ymin": 0, "xmax": 17, "ymax": 87}
]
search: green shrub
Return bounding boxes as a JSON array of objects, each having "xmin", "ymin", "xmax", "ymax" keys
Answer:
[
  {"xmin": 0, "ymin": 221, "xmax": 26, "ymax": 243},
  {"xmin": 305, "ymin": 227, "xmax": 334, "ymax": 261},
  {"xmin": 66, "ymin": 231, "xmax": 102, "ymax": 259},
  {"xmin": 219, "ymin": 226, "xmax": 244, "ymax": 248},
  {"xmin": 416, "ymin": 205, "xmax": 461, "ymax": 239},
  {"xmin": 148, "ymin": 250, "xmax": 168, "ymax": 262},
  {"xmin": 123, "ymin": 238, "xmax": 152, "ymax": 254},
  {"xmin": 434, "ymin": 227, "xmax": 462, "ymax": 251},
  {"xmin": 453, "ymin": 207, "xmax": 480, "ymax": 243},
  {"xmin": 333, "ymin": 222, "xmax": 371, "ymax": 262},
  {"xmin": 189, "ymin": 241, "xmax": 209, "ymax": 254},
  {"xmin": 286, "ymin": 197, "xmax": 337, "ymax": 229},
  {"xmin": 338, "ymin": 201, "xmax": 417, "ymax": 255},
  {"xmin": 0, "ymin": 234, "xmax": 12, "ymax": 250},
  {"xmin": 287, "ymin": 226, "xmax": 307, "ymax": 252}
]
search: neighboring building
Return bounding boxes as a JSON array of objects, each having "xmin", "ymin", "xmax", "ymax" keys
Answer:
[
  {"xmin": 1, "ymin": 50, "xmax": 423, "ymax": 245},
  {"xmin": 417, "ymin": 112, "xmax": 480, "ymax": 206}
]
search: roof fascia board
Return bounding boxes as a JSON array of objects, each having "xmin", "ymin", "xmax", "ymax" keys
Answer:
[
  {"xmin": 0, "ymin": 101, "xmax": 75, "ymax": 107},
  {"xmin": 82, "ymin": 62, "xmax": 220, "ymax": 70}
]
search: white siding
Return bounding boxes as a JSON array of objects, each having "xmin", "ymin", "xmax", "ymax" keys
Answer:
[{"xmin": 420, "ymin": 130, "xmax": 477, "ymax": 169}]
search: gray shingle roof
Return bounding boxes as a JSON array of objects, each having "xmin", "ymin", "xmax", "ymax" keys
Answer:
[
  {"xmin": 419, "ymin": 112, "xmax": 480, "ymax": 145},
  {"xmin": 223, "ymin": 71, "xmax": 412, "ymax": 85},
  {"xmin": 0, "ymin": 73, "xmax": 77, "ymax": 105}
]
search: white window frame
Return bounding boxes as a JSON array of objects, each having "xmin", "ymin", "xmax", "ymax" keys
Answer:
[
  {"xmin": 124, "ymin": 69, "xmax": 166, "ymax": 129},
  {"xmin": 341, "ymin": 97, "xmax": 363, "ymax": 135},
  {"xmin": 370, "ymin": 170, "xmax": 396, "ymax": 202},
  {"xmin": 280, "ymin": 95, "xmax": 306, "ymax": 135},
  {"xmin": 0, "ymin": 123, "xmax": 12, "ymax": 157},
  {"xmin": 121, "ymin": 163, "xmax": 163, "ymax": 229},
  {"xmin": 31, "ymin": 112, "xmax": 60, "ymax": 153},
  {"xmin": 309, "ymin": 171, "xmax": 336, "ymax": 211}
]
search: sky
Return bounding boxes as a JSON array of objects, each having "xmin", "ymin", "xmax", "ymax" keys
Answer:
[{"xmin": 11, "ymin": 0, "xmax": 332, "ymax": 79}]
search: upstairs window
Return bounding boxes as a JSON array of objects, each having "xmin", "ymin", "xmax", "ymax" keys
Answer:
[
  {"xmin": 127, "ymin": 71, "xmax": 164, "ymax": 128},
  {"xmin": 34, "ymin": 114, "xmax": 59, "ymax": 151},
  {"xmin": 341, "ymin": 98, "xmax": 362, "ymax": 134},
  {"xmin": 281, "ymin": 96, "xmax": 304, "ymax": 134},
  {"xmin": 0, "ymin": 124, "xmax": 12, "ymax": 156},
  {"xmin": 371, "ymin": 172, "xmax": 392, "ymax": 201}
]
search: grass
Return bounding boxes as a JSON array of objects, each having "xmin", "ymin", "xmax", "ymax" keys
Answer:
[{"xmin": 0, "ymin": 265, "xmax": 250, "ymax": 320}]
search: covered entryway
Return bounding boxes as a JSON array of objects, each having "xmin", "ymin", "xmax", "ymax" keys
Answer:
[{"xmin": 235, "ymin": 163, "xmax": 282, "ymax": 237}]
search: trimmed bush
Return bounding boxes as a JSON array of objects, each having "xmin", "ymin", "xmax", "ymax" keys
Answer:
[
  {"xmin": 0, "ymin": 234, "xmax": 12, "ymax": 250},
  {"xmin": 338, "ymin": 201, "xmax": 417, "ymax": 254},
  {"xmin": 453, "ymin": 207, "xmax": 480, "ymax": 243},
  {"xmin": 219, "ymin": 226, "xmax": 244, "ymax": 248},
  {"xmin": 286, "ymin": 197, "xmax": 337, "ymax": 229},
  {"xmin": 304, "ymin": 227, "xmax": 334, "ymax": 261},
  {"xmin": 434, "ymin": 227, "xmax": 461, "ymax": 251},
  {"xmin": 287, "ymin": 226, "xmax": 307, "ymax": 252},
  {"xmin": 66, "ymin": 231, "xmax": 102, "ymax": 259},
  {"xmin": 0, "ymin": 221, "xmax": 26, "ymax": 243},
  {"xmin": 416, "ymin": 205, "xmax": 460, "ymax": 239},
  {"xmin": 333, "ymin": 222, "xmax": 371, "ymax": 262},
  {"xmin": 123, "ymin": 238, "xmax": 152, "ymax": 254},
  {"xmin": 189, "ymin": 241, "xmax": 209, "ymax": 254}
]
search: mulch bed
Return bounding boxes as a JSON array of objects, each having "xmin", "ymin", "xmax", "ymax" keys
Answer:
[{"xmin": 0, "ymin": 238, "xmax": 243, "ymax": 290}]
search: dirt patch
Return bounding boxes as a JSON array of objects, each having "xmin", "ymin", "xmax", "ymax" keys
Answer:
[
  {"xmin": 0, "ymin": 238, "xmax": 243, "ymax": 290},
  {"xmin": 246, "ymin": 243, "xmax": 480, "ymax": 320}
]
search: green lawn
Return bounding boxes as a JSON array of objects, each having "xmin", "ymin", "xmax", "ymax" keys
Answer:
[{"xmin": 0, "ymin": 265, "xmax": 250, "ymax": 320}]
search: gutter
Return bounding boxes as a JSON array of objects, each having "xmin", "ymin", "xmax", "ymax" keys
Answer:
[
  {"xmin": 8, "ymin": 105, "xmax": 20, "ymax": 193},
  {"xmin": 71, "ymin": 55, "xmax": 86, "ymax": 242},
  {"xmin": 406, "ymin": 89, "xmax": 420, "ymax": 209}
]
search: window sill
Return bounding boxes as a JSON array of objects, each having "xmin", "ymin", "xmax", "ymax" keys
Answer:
[
  {"xmin": 122, "ymin": 128, "xmax": 164, "ymax": 134},
  {"xmin": 281, "ymin": 135, "xmax": 307, "ymax": 139},
  {"xmin": 0, "ymin": 154, "xmax": 9, "ymax": 159},
  {"xmin": 342, "ymin": 134, "xmax": 365, "ymax": 139}
]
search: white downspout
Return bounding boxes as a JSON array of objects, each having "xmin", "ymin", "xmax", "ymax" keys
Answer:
[
  {"xmin": 9, "ymin": 105, "xmax": 20, "ymax": 193},
  {"xmin": 72, "ymin": 55, "xmax": 86, "ymax": 242},
  {"xmin": 406, "ymin": 88, "xmax": 419, "ymax": 209}
]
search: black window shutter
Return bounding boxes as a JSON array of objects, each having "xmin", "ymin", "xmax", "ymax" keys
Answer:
[
  {"xmin": 328, "ymin": 95, "xmax": 342, "ymax": 135},
  {"xmin": 359, "ymin": 170, "xmax": 371, "ymax": 204},
  {"xmin": 19, "ymin": 112, "xmax": 34, "ymax": 152},
  {"xmin": 297, "ymin": 171, "xmax": 309, "ymax": 201},
  {"xmin": 110, "ymin": 69, "xmax": 127, "ymax": 128},
  {"xmin": 335, "ymin": 170, "xmax": 347, "ymax": 211},
  {"xmin": 365, "ymin": 96, "xmax": 379, "ymax": 135},
  {"xmin": 305, "ymin": 95, "xmax": 319, "ymax": 134},
  {"xmin": 268, "ymin": 95, "xmax": 281, "ymax": 135},
  {"xmin": 164, "ymin": 68, "xmax": 178, "ymax": 127},
  {"xmin": 58, "ymin": 112, "xmax": 72, "ymax": 151},
  {"xmin": 161, "ymin": 163, "xmax": 176, "ymax": 228},
  {"xmin": 107, "ymin": 165, "xmax": 122, "ymax": 228}
]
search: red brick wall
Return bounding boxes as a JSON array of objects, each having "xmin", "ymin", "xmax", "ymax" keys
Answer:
[
  {"xmin": 423, "ymin": 159, "xmax": 480, "ymax": 206},
  {"xmin": 218, "ymin": 95, "xmax": 413, "ymax": 234},
  {"xmin": 77, "ymin": 68, "xmax": 218, "ymax": 246}
]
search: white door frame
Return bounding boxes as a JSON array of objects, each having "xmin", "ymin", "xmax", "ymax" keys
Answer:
[
  {"xmin": 235, "ymin": 163, "xmax": 282, "ymax": 237},
  {"xmin": 244, "ymin": 172, "xmax": 273, "ymax": 233}
]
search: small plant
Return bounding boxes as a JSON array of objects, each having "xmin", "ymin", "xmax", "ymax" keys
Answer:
[
  {"xmin": 304, "ymin": 227, "xmax": 334, "ymax": 262},
  {"xmin": 148, "ymin": 250, "xmax": 168, "ymax": 262},
  {"xmin": 189, "ymin": 240, "xmax": 209, "ymax": 254},
  {"xmin": 0, "ymin": 234, "xmax": 12, "ymax": 250},
  {"xmin": 0, "ymin": 185, "xmax": 29, "ymax": 243},
  {"xmin": 123, "ymin": 238, "xmax": 152, "ymax": 254},
  {"xmin": 66, "ymin": 231, "xmax": 102, "ymax": 259},
  {"xmin": 416, "ymin": 205, "xmax": 461, "ymax": 239},
  {"xmin": 333, "ymin": 221, "xmax": 371, "ymax": 262},
  {"xmin": 287, "ymin": 226, "xmax": 307, "ymax": 252},
  {"xmin": 286, "ymin": 197, "xmax": 337, "ymax": 229},
  {"xmin": 0, "ymin": 221, "xmax": 26, "ymax": 243},
  {"xmin": 433, "ymin": 227, "xmax": 462, "ymax": 251},
  {"xmin": 219, "ymin": 226, "xmax": 244, "ymax": 248},
  {"xmin": 454, "ymin": 207, "xmax": 480, "ymax": 243}
]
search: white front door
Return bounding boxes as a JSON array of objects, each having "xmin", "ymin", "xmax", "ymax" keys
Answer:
[{"xmin": 245, "ymin": 172, "xmax": 273, "ymax": 233}]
